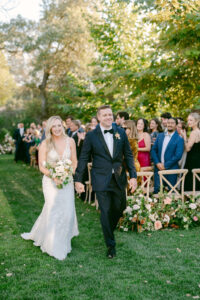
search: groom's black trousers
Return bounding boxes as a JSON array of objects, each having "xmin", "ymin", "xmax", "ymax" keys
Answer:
[{"xmin": 96, "ymin": 174, "xmax": 126, "ymax": 248}]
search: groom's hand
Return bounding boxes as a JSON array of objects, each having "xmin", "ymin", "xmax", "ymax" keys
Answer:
[
  {"xmin": 129, "ymin": 178, "xmax": 137, "ymax": 193},
  {"xmin": 75, "ymin": 182, "xmax": 85, "ymax": 194}
]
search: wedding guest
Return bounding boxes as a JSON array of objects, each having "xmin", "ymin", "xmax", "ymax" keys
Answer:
[
  {"xmin": 23, "ymin": 128, "xmax": 35, "ymax": 164},
  {"xmin": 115, "ymin": 111, "xmax": 129, "ymax": 128},
  {"xmin": 90, "ymin": 117, "xmax": 98, "ymax": 130},
  {"xmin": 182, "ymin": 113, "xmax": 200, "ymax": 191},
  {"xmin": 160, "ymin": 112, "xmax": 172, "ymax": 132},
  {"xmin": 149, "ymin": 118, "xmax": 163, "ymax": 146},
  {"xmin": 30, "ymin": 122, "xmax": 36, "ymax": 130},
  {"xmin": 136, "ymin": 118, "xmax": 151, "ymax": 168},
  {"xmin": 33, "ymin": 129, "xmax": 41, "ymax": 165},
  {"xmin": 177, "ymin": 120, "xmax": 187, "ymax": 169},
  {"xmin": 151, "ymin": 117, "xmax": 184, "ymax": 194},
  {"xmin": 177, "ymin": 119, "xmax": 187, "ymax": 136},
  {"xmin": 41, "ymin": 121, "xmax": 47, "ymax": 142},
  {"xmin": 13, "ymin": 123, "xmax": 25, "ymax": 162},
  {"xmin": 124, "ymin": 120, "xmax": 140, "ymax": 173},
  {"xmin": 70, "ymin": 120, "xmax": 80, "ymax": 156},
  {"xmin": 37, "ymin": 124, "xmax": 42, "ymax": 133},
  {"xmin": 65, "ymin": 115, "xmax": 74, "ymax": 137}
]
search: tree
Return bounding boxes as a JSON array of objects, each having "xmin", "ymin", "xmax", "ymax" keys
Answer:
[
  {"xmin": 0, "ymin": 51, "xmax": 16, "ymax": 105},
  {"xmin": 0, "ymin": 0, "xmax": 97, "ymax": 117}
]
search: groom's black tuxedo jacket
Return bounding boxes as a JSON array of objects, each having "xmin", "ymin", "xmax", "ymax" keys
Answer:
[{"xmin": 74, "ymin": 124, "xmax": 137, "ymax": 192}]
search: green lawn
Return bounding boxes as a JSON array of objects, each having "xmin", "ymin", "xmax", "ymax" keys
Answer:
[{"xmin": 0, "ymin": 155, "xmax": 200, "ymax": 300}]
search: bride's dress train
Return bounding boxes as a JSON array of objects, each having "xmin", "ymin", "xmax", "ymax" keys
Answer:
[{"xmin": 21, "ymin": 139, "xmax": 79, "ymax": 260}]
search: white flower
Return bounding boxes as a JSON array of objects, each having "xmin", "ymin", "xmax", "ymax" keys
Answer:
[
  {"xmin": 163, "ymin": 214, "xmax": 170, "ymax": 223},
  {"xmin": 145, "ymin": 204, "xmax": 151, "ymax": 211},
  {"xmin": 139, "ymin": 194, "xmax": 144, "ymax": 198},
  {"xmin": 148, "ymin": 198, "xmax": 153, "ymax": 203},
  {"xmin": 129, "ymin": 217, "xmax": 132, "ymax": 221},
  {"xmin": 133, "ymin": 204, "xmax": 140, "ymax": 210},
  {"xmin": 124, "ymin": 206, "xmax": 132, "ymax": 214},
  {"xmin": 124, "ymin": 228, "xmax": 128, "ymax": 232},
  {"xmin": 136, "ymin": 199, "xmax": 141, "ymax": 205},
  {"xmin": 153, "ymin": 198, "xmax": 158, "ymax": 203},
  {"xmin": 183, "ymin": 217, "xmax": 188, "ymax": 222},
  {"xmin": 189, "ymin": 203, "xmax": 197, "ymax": 210},
  {"xmin": 149, "ymin": 214, "xmax": 156, "ymax": 222}
]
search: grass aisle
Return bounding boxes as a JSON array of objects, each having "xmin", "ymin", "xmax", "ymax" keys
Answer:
[{"xmin": 0, "ymin": 155, "xmax": 200, "ymax": 300}]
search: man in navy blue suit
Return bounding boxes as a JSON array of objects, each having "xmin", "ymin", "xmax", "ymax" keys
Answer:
[
  {"xmin": 151, "ymin": 117, "xmax": 184, "ymax": 194},
  {"xmin": 75, "ymin": 105, "xmax": 137, "ymax": 258}
]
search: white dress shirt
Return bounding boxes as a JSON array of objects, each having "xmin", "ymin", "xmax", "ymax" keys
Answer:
[
  {"xmin": 20, "ymin": 128, "xmax": 24, "ymax": 137},
  {"xmin": 161, "ymin": 131, "xmax": 175, "ymax": 164},
  {"xmin": 100, "ymin": 124, "xmax": 114, "ymax": 157}
]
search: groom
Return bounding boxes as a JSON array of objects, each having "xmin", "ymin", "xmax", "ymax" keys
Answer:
[{"xmin": 75, "ymin": 105, "xmax": 137, "ymax": 258}]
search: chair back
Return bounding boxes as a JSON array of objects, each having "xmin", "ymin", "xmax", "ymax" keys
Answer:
[{"xmin": 158, "ymin": 169, "xmax": 188, "ymax": 202}]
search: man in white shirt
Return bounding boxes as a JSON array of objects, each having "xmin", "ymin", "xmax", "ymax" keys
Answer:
[
  {"xmin": 151, "ymin": 117, "xmax": 184, "ymax": 193},
  {"xmin": 75, "ymin": 105, "xmax": 137, "ymax": 258}
]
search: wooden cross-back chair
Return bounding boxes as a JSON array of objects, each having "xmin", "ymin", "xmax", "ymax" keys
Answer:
[
  {"xmin": 184, "ymin": 168, "xmax": 200, "ymax": 198},
  {"xmin": 158, "ymin": 169, "xmax": 188, "ymax": 202},
  {"xmin": 85, "ymin": 162, "xmax": 92, "ymax": 204},
  {"xmin": 136, "ymin": 171, "xmax": 154, "ymax": 199},
  {"xmin": 84, "ymin": 162, "xmax": 99, "ymax": 209},
  {"xmin": 192, "ymin": 169, "xmax": 200, "ymax": 197}
]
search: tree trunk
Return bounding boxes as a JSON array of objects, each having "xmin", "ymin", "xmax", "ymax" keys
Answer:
[{"xmin": 39, "ymin": 70, "xmax": 50, "ymax": 117}]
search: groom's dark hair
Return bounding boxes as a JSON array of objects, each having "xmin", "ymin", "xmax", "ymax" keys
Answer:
[{"xmin": 97, "ymin": 105, "xmax": 112, "ymax": 115}]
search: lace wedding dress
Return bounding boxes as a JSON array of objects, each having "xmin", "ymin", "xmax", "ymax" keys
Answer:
[{"xmin": 21, "ymin": 138, "xmax": 79, "ymax": 260}]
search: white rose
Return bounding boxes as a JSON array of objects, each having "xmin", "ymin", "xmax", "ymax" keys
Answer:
[
  {"xmin": 145, "ymin": 204, "xmax": 151, "ymax": 211},
  {"xmin": 124, "ymin": 206, "xmax": 132, "ymax": 214},
  {"xmin": 149, "ymin": 214, "xmax": 155, "ymax": 222},
  {"xmin": 163, "ymin": 214, "xmax": 170, "ymax": 223},
  {"xmin": 183, "ymin": 217, "xmax": 188, "ymax": 222},
  {"xmin": 189, "ymin": 203, "xmax": 197, "ymax": 210},
  {"xmin": 136, "ymin": 199, "xmax": 141, "ymax": 205},
  {"xmin": 133, "ymin": 205, "xmax": 140, "ymax": 210}
]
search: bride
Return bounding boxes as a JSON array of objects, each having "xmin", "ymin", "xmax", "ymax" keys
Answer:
[{"xmin": 21, "ymin": 116, "xmax": 79, "ymax": 260}]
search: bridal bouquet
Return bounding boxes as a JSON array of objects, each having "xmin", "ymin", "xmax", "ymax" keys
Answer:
[{"xmin": 46, "ymin": 159, "xmax": 73, "ymax": 189}]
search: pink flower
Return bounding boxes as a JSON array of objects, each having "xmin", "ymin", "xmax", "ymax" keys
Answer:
[
  {"xmin": 154, "ymin": 220, "xmax": 162, "ymax": 230},
  {"xmin": 193, "ymin": 216, "xmax": 198, "ymax": 222},
  {"xmin": 164, "ymin": 197, "xmax": 172, "ymax": 205}
]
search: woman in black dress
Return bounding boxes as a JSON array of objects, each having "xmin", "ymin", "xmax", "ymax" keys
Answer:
[{"xmin": 183, "ymin": 113, "xmax": 200, "ymax": 191}]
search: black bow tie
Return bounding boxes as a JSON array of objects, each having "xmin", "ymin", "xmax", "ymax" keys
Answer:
[{"xmin": 104, "ymin": 129, "xmax": 114, "ymax": 134}]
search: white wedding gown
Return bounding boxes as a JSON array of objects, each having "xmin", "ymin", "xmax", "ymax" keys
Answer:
[{"xmin": 21, "ymin": 139, "xmax": 79, "ymax": 260}]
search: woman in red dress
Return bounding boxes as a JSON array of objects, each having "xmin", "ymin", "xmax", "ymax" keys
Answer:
[{"xmin": 136, "ymin": 118, "xmax": 151, "ymax": 168}]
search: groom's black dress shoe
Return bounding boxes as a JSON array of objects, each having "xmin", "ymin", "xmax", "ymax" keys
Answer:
[{"xmin": 107, "ymin": 247, "xmax": 116, "ymax": 259}]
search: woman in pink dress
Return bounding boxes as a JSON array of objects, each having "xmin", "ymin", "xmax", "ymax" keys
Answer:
[{"xmin": 136, "ymin": 118, "xmax": 151, "ymax": 167}]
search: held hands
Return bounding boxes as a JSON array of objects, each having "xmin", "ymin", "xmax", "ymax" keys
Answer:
[
  {"xmin": 129, "ymin": 178, "xmax": 137, "ymax": 193},
  {"xmin": 75, "ymin": 182, "xmax": 85, "ymax": 194},
  {"xmin": 156, "ymin": 163, "xmax": 165, "ymax": 171}
]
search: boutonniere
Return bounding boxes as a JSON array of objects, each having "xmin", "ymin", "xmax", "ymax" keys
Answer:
[{"xmin": 115, "ymin": 132, "xmax": 121, "ymax": 140}]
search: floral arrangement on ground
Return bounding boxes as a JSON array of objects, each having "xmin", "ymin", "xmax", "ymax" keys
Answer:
[
  {"xmin": 0, "ymin": 133, "xmax": 15, "ymax": 155},
  {"xmin": 119, "ymin": 189, "xmax": 200, "ymax": 233}
]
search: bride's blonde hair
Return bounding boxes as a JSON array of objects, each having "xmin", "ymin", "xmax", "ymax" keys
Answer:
[{"xmin": 45, "ymin": 116, "xmax": 66, "ymax": 152}]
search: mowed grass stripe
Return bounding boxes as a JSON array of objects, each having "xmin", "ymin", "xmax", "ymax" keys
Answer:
[{"xmin": 0, "ymin": 155, "xmax": 200, "ymax": 300}]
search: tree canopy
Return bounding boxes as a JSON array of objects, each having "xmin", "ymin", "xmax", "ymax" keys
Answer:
[{"xmin": 0, "ymin": 0, "xmax": 199, "ymax": 121}]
